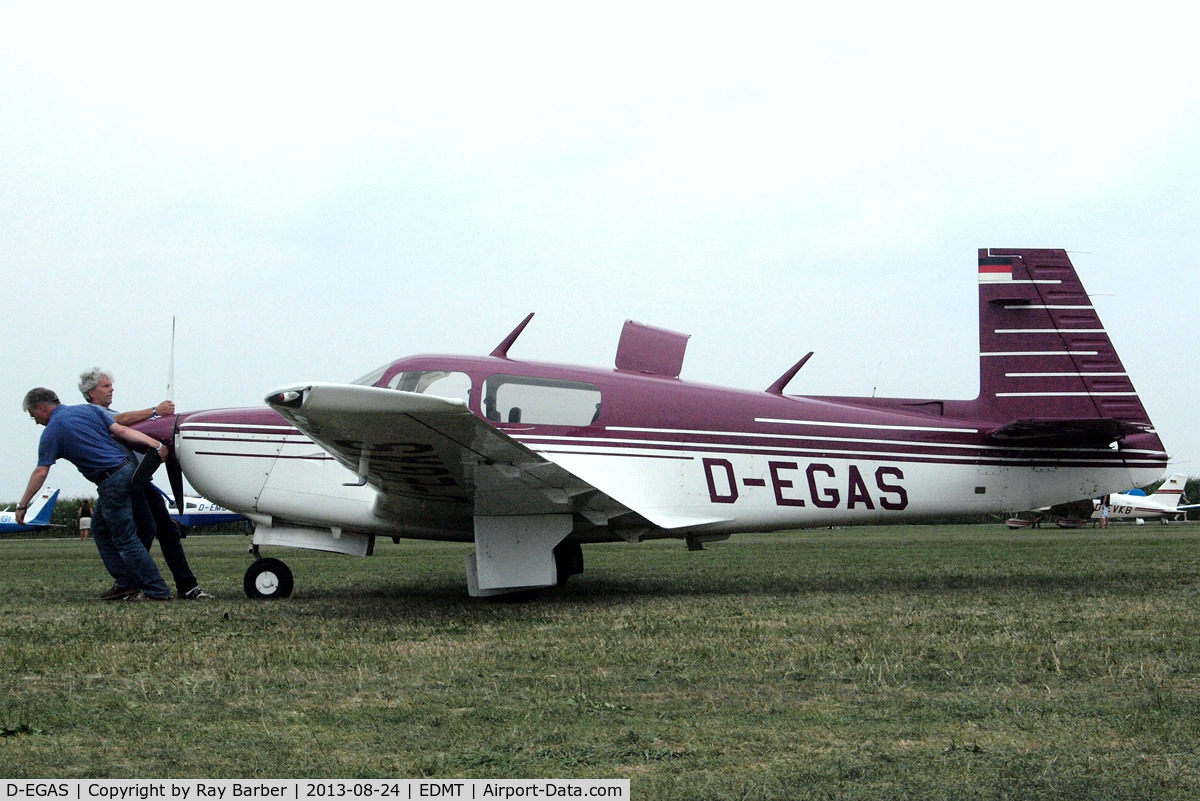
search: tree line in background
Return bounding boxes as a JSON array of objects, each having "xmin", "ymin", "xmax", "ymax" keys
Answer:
[{"xmin": 2, "ymin": 492, "xmax": 250, "ymax": 538}]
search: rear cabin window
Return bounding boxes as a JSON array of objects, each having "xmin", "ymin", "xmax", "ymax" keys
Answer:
[
  {"xmin": 385, "ymin": 370, "xmax": 471, "ymax": 404},
  {"xmin": 483, "ymin": 375, "xmax": 601, "ymax": 426}
]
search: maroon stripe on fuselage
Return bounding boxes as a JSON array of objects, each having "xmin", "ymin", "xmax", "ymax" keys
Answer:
[
  {"xmin": 188, "ymin": 450, "xmax": 333, "ymax": 462},
  {"xmin": 531, "ymin": 447, "xmax": 1156, "ymax": 470},
  {"xmin": 180, "ymin": 420, "xmax": 1157, "ymax": 470},
  {"xmin": 511, "ymin": 429, "xmax": 1152, "ymax": 467}
]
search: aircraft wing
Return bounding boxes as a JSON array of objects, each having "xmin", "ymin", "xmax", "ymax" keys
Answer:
[{"xmin": 265, "ymin": 383, "xmax": 715, "ymax": 531}]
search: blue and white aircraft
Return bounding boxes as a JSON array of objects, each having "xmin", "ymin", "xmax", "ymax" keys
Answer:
[
  {"xmin": 0, "ymin": 488, "xmax": 60, "ymax": 534},
  {"xmin": 153, "ymin": 486, "xmax": 248, "ymax": 529}
]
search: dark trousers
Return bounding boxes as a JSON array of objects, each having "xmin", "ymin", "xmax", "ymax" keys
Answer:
[
  {"xmin": 130, "ymin": 485, "xmax": 198, "ymax": 595},
  {"xmin": 92, "ymin": 464, "xmax": 171, "ymax": 599}
]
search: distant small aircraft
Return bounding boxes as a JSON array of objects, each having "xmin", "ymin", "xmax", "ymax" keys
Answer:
[
  {"xmin": 153, "ymin": 486, "xmax": 248, "ymax": 529},
  {"xmin": 1008, "ymin": 472, "xmax": 1196, "ymax": 528},
  {"xmin": 1092, "ymin": 473, "xmax": 1198, "ymax": 524},
  {"xmin": 0, "ymin": 488, "xmax": 60, "ymax": 534},
  {"xmin": 139, "ymin": 248, "xmax": 1169, "ymax": 599}
]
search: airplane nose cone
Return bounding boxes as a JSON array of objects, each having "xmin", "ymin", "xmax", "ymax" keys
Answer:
[{"xmin": 176, "ymin": 406, "xmax": 290, "ymax": 517}]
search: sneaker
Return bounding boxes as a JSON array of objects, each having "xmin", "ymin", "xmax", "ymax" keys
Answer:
[
  {"xmin": 100, "ymin": 585, "xmax": 139, "ymax": 601},
  {"xmin": 182, "ymin": 586, "xmax": 214, "ymax": 600},
  {"xmin": 124, "ymin": 591, "xmax": 173, "ymax": 601}
]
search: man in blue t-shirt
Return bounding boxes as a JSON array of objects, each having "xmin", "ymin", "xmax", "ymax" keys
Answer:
[{"xmin": 17, "ymin": 387, "xmax": 172, "ymax": 600}]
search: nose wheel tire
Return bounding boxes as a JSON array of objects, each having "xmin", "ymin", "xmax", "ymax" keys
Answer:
[{"xmin": 244, "ymin": 557, "xmax": 294, "ymax": 599}]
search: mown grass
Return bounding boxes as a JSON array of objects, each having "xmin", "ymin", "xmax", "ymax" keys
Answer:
[{"xmin": 1, "ymin": 525, "xmax": 1198, "ymax": 799}]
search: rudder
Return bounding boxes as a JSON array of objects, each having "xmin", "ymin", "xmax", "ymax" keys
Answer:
[
  {"xmin": 1149, "ymin": 473, "xmax": 1189, "ymax": 506},
  {"xmin": 24, "ymin": 488, "xmax": 59, "ymax": 526},
  {"xmin": 976, "ymin": 248, "xmax": 1154, "ymax": 430}
]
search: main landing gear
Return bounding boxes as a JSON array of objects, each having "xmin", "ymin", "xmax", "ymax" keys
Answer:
[
  {"xmin": 554, "ymin": 541, "xmax": 584, "ymax": 587},
  {"xmin": 240, "ymin": 540, "xmax": 585, "ymax": 599}
]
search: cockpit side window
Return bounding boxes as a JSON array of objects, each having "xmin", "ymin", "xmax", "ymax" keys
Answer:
[
  {"xmin": 384, "ymin": 370, "xmax": 472, "ymax": 404},
  {"xmin": 483, "ymin": 375, "xmax": 601, "ymax": 426}
]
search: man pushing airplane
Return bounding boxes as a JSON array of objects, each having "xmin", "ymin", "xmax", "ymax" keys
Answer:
[
  {"xmin": 78, "ymin": 367, "xmax": 212, "ymax": 600},
  {"xmin": 17, "ymin": 387, "xmax": 173, "ymax": 600}
]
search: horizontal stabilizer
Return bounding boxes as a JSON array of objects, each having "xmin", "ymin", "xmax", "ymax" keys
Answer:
[{"xmin": 987, "ymin": 418, "xmax": 1149, "ymax": 447}]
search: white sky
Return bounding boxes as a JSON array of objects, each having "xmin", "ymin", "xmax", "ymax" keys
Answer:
[{"xmin": 2, "ymin": 2, "xmax": 1198, "ymax": 501}]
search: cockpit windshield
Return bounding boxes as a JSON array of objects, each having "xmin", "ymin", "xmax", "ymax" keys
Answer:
[
  {"xmin": 351, "ymin": 364, "xmax": 471, "ymax": 404},
  {"xmin": 351, "ymin": 363, "xmax": 391, "ymax": 387},
  {"xmin": 385, "ymin": 370, "xmax": 472, "ymax": 403}
]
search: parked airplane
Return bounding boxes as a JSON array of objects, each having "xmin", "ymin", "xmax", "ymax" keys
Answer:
[
  {"xmin": 140, "ymin": 248, "xmax": 1168, "ymax": 598},
  {"xmin": 0, "ymin": 488, "xmax": 60, "ymax": 534},
  {"xmin": 152, "ymin": 486, "xmax": 248, "ymax": 529},
  {"xmin": 1007, "ymin": 472, "xmax": 1194, "ymax": 528},
  {"xmin": 1094, "ymin": 473, "xmax": 1197, "ymax": 523}
]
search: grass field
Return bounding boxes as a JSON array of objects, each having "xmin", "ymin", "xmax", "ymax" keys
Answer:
[{"xmin": 1, "ymin": 525, "xmax": 1198, "ymax": 799}]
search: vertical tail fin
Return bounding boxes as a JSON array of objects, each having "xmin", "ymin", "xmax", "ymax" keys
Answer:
[
  {"xmin": 976, "ymin": 248, "xmax": 1155, "ymax": 429},
  {"xmin": 24, "ymin": 488, "xmax": 59, "ymax": 526},
  {"xmin": 1149, "ymin": 473, "xmax": 1189, "ymax": 507}
]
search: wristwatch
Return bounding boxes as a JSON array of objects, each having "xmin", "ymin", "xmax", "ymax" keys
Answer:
[{"xmin": 150, "ymin": 410, "xmax": 160, "ymax": 421}]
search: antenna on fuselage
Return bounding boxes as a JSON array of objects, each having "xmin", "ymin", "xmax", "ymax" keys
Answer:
[
  {"xmin": 766, "ymin": 352, "xmax": 813, "ymax": 395},
  {"xmin": 491, "ymin": 313, "xmax": 535, "ymax": 359}
]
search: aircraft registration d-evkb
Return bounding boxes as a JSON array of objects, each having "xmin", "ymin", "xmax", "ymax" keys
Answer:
[
  {"xmin": 1092, "ymin": 472, "xmax": 1198, "ymax": 524},
  {"xmin": 141, "ymin": 249, "xmax": 1168, "ymax": 598},
  {"xmin": 1008, "ymin": 472, "xmax": 1197, "ymax": 528}
]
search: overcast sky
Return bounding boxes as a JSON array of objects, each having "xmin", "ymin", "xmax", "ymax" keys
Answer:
[{"xmin": 3, "ymin": 2, "xmax": 1197, "ymax": 502}]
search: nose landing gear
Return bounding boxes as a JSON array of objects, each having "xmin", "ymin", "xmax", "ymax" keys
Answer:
[{"xmin": 244, "ymin": 556, "xmax": 294, "ymax": 599}]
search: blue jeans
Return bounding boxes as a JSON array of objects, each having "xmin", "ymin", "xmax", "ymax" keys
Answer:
[
  {"xmin": 131, "ymin": 485, "xmax": 197, "ymax": 595},
  {"xmin": 91, "ymin": 462, "xmax": 171, "ymax": 599}
]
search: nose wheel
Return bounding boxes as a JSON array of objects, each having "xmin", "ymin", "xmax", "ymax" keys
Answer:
[{"xmin": 244, "ymin": 557, "xmax": 294, "ymax": 599}]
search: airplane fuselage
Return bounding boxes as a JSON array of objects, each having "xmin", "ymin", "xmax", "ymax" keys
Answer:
[
  {"xmin": 0, "ymin": 512, "xmax": 46, "ymax": 534},
  {"xmin": 146, "ymin": 249, "xmax": 1171, "ymax": 597},
  {"xmin": 174, "ymin": 353, "xmax": 1165, "ymax": 544},
  {"xmin": 1092, "ymin": 494, "xmax": 1185, "ymax": 521}
]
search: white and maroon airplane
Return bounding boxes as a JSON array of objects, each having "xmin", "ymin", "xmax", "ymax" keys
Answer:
[
  {"xmin": 142, "ymin": 248, "xmax": 1168, "ymax": 598},
  {"xmin": 1093, "ymin": 472, "xmax": 1197, "ymax": 524},
  {"xmin": 1008, "ymin": 472, "xmax": 1196, "ymax": 528}
]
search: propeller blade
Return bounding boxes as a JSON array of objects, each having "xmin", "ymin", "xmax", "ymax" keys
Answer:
[
  {"xmin": 166, "ymin": 461, "xmax": 187, "ymax": 537},
  {"xmin": 166, "ymin": 413, "xmax": 187, "ymax": 529}
]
